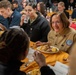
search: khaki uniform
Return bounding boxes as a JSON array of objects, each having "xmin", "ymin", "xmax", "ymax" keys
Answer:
[{"xmin": 48, "ymin": 28, "xmax": 76, "ymax": 53}]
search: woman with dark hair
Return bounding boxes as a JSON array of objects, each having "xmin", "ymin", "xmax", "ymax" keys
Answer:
[
  {"xmin": 37, "ymin": 2, "xmax": 46, "ymax": 17},
  {"xmin": 0, "ymin": 27, "xmax": 55, "ymax": 75},
  {"xmin": 20, "ymin": 3, "xmax": 50, "ymax": 42},
  {"xmin": 0, "ymin": 27, "xmax": 29, "ymax": 75}
]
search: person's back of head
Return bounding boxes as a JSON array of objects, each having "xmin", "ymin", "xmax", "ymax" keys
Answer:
[{"xmin": 0, "ymin": 27, "xmax": 29, "ymax": 63}]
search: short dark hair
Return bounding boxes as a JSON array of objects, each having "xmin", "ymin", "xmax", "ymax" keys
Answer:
[
  {"xmin": 26, "ymin": 3, "xmax": 37, "ymax": 9},
  {"xmin": 12, "ymin": 0, "xmax": 18, "ymax": 5}
]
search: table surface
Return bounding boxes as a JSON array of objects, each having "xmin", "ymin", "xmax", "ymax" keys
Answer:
[{"xmin": 20, "ymin": 42, "xmax": 69, "ymax": 73}]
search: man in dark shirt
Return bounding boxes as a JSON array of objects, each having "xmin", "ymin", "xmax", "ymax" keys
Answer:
[
  {"xmin": 12, "ymin": 1, "xmax": 23, "ymax": 12},
  {"xmin": 0, "ymin": 0, "xmax": 21, "ymax": 29}
]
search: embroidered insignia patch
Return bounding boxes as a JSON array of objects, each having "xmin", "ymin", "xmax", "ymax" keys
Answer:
[{"xmin": 66, "ymin": 40, "xmax": 73, "ymax": 46}]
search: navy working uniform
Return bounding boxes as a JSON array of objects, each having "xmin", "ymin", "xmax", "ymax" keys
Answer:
[{"xmin": 0, "ymin": 10, "xmax": 21, "ymax": 29}]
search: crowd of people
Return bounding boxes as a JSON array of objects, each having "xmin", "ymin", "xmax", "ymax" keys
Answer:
[{"xmin": 0, "ymin": 0, "xmax": 76, "ymax": 75}]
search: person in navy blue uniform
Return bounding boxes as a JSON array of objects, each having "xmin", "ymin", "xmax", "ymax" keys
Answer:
[
  {"xmin": 0, "ymin": 0, "xmax": 21, "ymax": 29},
  {"xmin": 0, "ymin": 15, "xmax": 8, "ymax": 27}
]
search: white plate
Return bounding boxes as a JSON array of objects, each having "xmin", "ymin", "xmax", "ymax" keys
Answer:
[{"xmin": 36, "ymin": 46, "xmax": 59, "ymax": 54}]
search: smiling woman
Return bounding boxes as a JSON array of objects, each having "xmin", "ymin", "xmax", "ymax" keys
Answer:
[
  {"xmin": 51, "ymin": 15, "xmax": 63, "ymax": 33},
  {"xmin": 50, "ymin": 12, "xmax": 70, "ymax": 32},
  {"xmin": 46, "ymin": 12, "xmax": 76, "ymax": 53}
]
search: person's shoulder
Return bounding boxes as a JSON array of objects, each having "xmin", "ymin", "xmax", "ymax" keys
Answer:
[
  {"xmin": 40, "ymin": 65, "xmax": 55, "ymax": 75},
  {"xmin": 37, "ymin": 12, "xmax": 47, "ymax": 20},
  {"xmin": 13, "ymin": 10, "xmax": 21, "ymax": 17},
  {"xmin": 37, "ymin": 15, "xmax": 49, "ymax": 25},
  {"xmin": 40, "ymin": 16, "xmax": 49, "ymax": 23},
  {"xmin": 0, "ymin": 15, "xmax": 6, "ymax": 20},
  {"xmin": 69, "ymin": 28, "xmax": 76, "ymax": 41},
  {"xmin": 69, "ymin": 27, "xmax": 76, "ymax": 34},
  {"xmin": 48, "ymin": 29, "xmax": 55, "ymax": 34}
]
